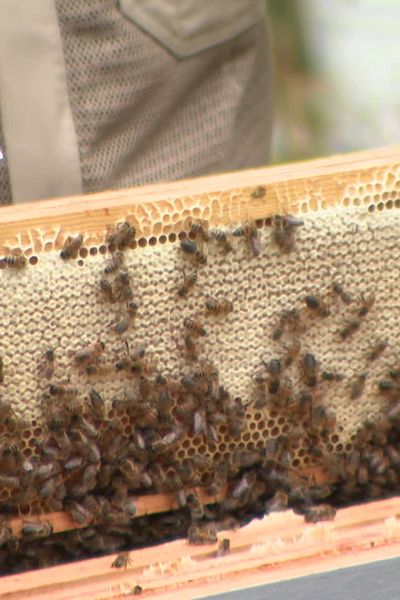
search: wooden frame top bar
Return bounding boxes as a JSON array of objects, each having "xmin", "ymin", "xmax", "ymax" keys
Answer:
[{"xmin": 0, "ymin": 145, "xmax": 400, "ymax": 251}]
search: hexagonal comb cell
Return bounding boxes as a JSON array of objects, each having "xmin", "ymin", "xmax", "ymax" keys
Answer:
[{"xmin": 1, "ymin": 168, "xmax": 400, "ymax": 573}]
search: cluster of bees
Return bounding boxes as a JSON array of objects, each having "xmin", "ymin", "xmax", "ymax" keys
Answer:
[{"xmin": 1, "ymin": 208, "xmax": 400, "ymax": 576}]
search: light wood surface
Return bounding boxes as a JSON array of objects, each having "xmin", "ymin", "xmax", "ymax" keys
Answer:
[
  {"xmin": 3, "ymin": 496, "xmax": 400, "ymax": 599},
  {"xmin": 0, "ymin": 145, "xmax": 399, "ymax": 253},
  {"xmin": 8, "ymin": 486, "xmax": 227, "ymax": 537}
]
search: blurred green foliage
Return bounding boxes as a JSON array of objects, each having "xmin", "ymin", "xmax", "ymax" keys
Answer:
[{"xmin": 267, "ymin": 0, "xmax": 328, "ymax": 163}]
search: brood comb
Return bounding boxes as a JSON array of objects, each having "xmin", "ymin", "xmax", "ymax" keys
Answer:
[{"xmin": 0, "ymin": 146, "xmax": 400, "ymax": 573}]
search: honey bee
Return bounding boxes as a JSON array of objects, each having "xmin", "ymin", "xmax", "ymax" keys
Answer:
[
  {"xmin": 113, "ymin": 485, "xmax": 138, "ymax": 516},
  {"xmin": 187, "ymin": 522, "xmax": 218, "ymax": 545},
  {"xmin": 155, "ymin": 375, "xmax": 174, "ymax": 418},
  {"xmin": 99, "ymin": 278, "xmax": 116, "ymax": 302},
  {"xmin": 188, "ymin": 218, "xmax": 210, "ymax": 242},
  {"xmin": 206, "ymin": 463, "xmax": 227, "ymax": 496},
  {"xmin": 0, "ymin": 398, "xmax": 12, "ymax": 420},
  {"xmin": 80, "ymin": 463, "xmax": 99, "ymax": 490},
  {"xmin": 387, "ymin": 445, "xmax": 400, "ymax": 469},
  {"xmin": 209, "ymin": 229, "xmax": 233, "ymax": 253},
  {"xmin": 215, "ymin": 538, "xmax": 231, "ymax": 557},
  {"xmin": 193, "ymin": 360, "xmax": 218, "ymax": 381},
  {"xmin": 151, "ymin": 430, "xmax": 181, "ymax": 454},
  {"xmin": 301, "ymin": 353, "xmax": 319, "ymax": 387},
  {"xmin": 388, "ymin": 403, "xmax": 400, "ymax": 423},
  {"xmin": 137, "ymin": 374, "xmax": 153, "ymax": 400},
  {"xmin": 351, "ymin": 373, "xmax": 367, "ymax": 400},
  {"xmin": 303, "ymin": 504, "xmax": 336, "ymax": 523},
  {"xmin": 89, "ymin": 389, "xmax": 104, "ymax": 420},
  {"xmin": 228, "ymin": 414, "xmax": 246, "ymax": 439},
  {"xmin": 0, "ymin": 520, "xmax": 12, "ymax": 547},
  {"xmin": 233, "ymin": 449, "xmax": 261, "ymax": 468},
  {"xmin": 179, "ymin": 239, "xmax": 197, "ymax": 255},
  {"xmin": 205, "ymin": 296, "xmax": 233, "ymax": 315},
  {"xmin": 233, "ymin": 220, "xmax": 261, "ymax": 257},
  {"xmin": 321, "ymin": 370, "xmax": 344, "ymax": 382},
  {"xmin": 70, "ymin": 429, "xmax": 101, "ymax": 462},
  {"xmin": 38, "ymin": 348, "xmax": 55, "ymax": 379},
  {"xmin": 0, "ymin": 475, "xmax": 20, "ymax": 489},
  {"xmin": 104, "ymin": 251, "xmax": 124, "ymax": 274},
  {"xmin": 193, "ymin": 408, "xmax": 208, "ymax": 436},
  {"xmin": 272, "ymin": 214, "xmax": 303, "ymax": 253},
  {"xmin": 389, "ymin": 366, "xmax": 400, "ymax": 381},
  {"xmin": 378, "ymin": 379, "xmax": 400, "ymax": 398},
  {"xmin": 132, "ymin": 585, "xmax": 143, "ymax": 595},
  {"xmin": 74, "ymin": 414, "xmax": 99, "ymax": 439},
  {"xmin": 265, "ymin": 491, "xmax": 288, "ymax": 513},
  {"xmin": 114, "ymin": 271, "xmax": 133, "ymax": 301},
  {"xmin": 21, "ymin": 520, "xmax": 53, "ymax": 539},
  {"xmin": 366, "ymin": 449, "xmax": 387, "ymax": 474},
  {"xmin": 356, "ymin": 293, "xmax": 375, "ymax": 317},
  {"xmin": 261, "ymin": 358, "xmax": 282, "ymax": 394},
  {"xmin": 186, "ymin": 493, "xmax": 204, "ymax": 521},
  {"xmin": 4, "ymin": 255, "xmax": 27, "ymax": 268},
  {"xmin": 183, "ymin": 334, "xmax": 198, "ymax": 361},
  {"xmin": 113, "ymin": 313, "xmax": 134, "ymax": 335},
  {"xmin": 106, "ymin": 221, "xmax": 136, "ymax": 249},
  {"xmin": 38, "ymin": 476, "xmax": 58, "ymax": 500},
  {"xmin": 73, "ymin": 340, "xmax": 105, "ymax": 371},
  {"xmin": 367, "ymin": 338, "xmax": 388, "ymax": 361},
  {"xmin": 60, "ymin": 234, "xmax": 83, "ymax": 260},
  {"xmin": 250, "ymin": 376, "xmax": 266, "ymax": 408},
  {"xmin": 49, "ymin": 382, "xmax": 78, "ymax": 399},
  {"xmin": 177, "ymin": 269, "xmax": 198, "ymax": 297},
  {"xmin": 35, "ymin": 462, "xmax": 59, "ymax": 482},
  {"xmin": 183, "ymin": 317, "xmax": 207, "ymax": 337},
  {"xmin": 175, "ymin": 488, "xmax": 187, "ymax": 509},
  {"xmin": 45, "ymin": 404, "xmax": 70, "ymax": 432},
  {"xmin": 65, "ymin": 500, "xmax": 93, "ymax": 525},
  {"xmin": 115, "ymin": 343, "xmax": 146, "ymax": 373},
  {"xmin": 209, "ymin": 410, "xmax": 227, "ymax": 428},
  {"xmin": 340, "ymin": 318, "xmax": 361, "ymax": 340},
  {"xmin": 250, "ymin": 185, "xmax": 266, "ymax": 199},
  {"xmin": 282, "ymin": 339, "xmax": 301, "ymax": 367},
  {"xmin": 273, "ymin": 376, "xmax": 293, "ymax": 409},
  {"xmin": 231, "ymin": 472, "xmax": 256, "ymax": 501},
  {"xmin": 180, "ymin": 239, "xmax": 207, "ymax": 264},
  {"xmin": 311, "ymin": 405, "xmax": 336, "ymax": 435},
  {"xmin": 207, "ymin": 423, "xmax": 219, "ymax": 443},
  {"xmin": 127, "ymin": 301, "xmax": 139, "ymax": 316},
  {"xmin": 52, "ymin": 430, "xmax": 73, "ymax": 457},
  {"xmin": 62, "ymin": 396, "xmax": 85, "ymax": 423},
  {"xmin": 82, "ymin": 494, "xmax": 110, "ymax": 522},
  {"xmin": 132, "ymin": 401, "xmax": 159, "ymax": 427},
  {"xmin": 332, "ymin": 281, "xmax": 352, "ymax": 305},
  {"xmin": 304, "ymin": 294, "xmax": 330, "ymax": 318},
  {"xmin": 343, "ymin": 450, "xmax": 361, "ymax": 478},
  {"xmin": 176, "ymin": 394, "xmax": 197, "ymax": 427},
  {"xmin": 64, "ymin": 456, "xmax": 84, "ymax": 471}
]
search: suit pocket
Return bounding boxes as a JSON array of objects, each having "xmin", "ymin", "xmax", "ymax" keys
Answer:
[{"xmin": 118, "ymin": 0, "xmax": 265, "ymax": 57}]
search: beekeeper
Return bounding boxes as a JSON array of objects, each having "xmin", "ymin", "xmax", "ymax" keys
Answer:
[{"xmin": 0, "ymin": 1, "xmax": 272, "ymax": 204}]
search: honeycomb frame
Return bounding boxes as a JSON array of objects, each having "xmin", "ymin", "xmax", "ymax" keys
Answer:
[{"xmin": 0, "ymin": 145, "xmax": 400, "ymax": 543}]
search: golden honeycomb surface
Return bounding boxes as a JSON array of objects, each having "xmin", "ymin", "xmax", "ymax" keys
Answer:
[
  {"xmin": 0, "ymin": 159, "xmax": 399, "ymax": 520},
  {"xmin": 0, "ymin": 203, "xmax": 398, "ymax": 454}
]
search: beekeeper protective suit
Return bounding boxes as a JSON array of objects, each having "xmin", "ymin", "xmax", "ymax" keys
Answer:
[{"xmin": 0, "ymin": 1, "xmax": 272, "ymax": 204}]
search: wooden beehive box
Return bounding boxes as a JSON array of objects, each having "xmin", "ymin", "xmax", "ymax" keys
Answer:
[{"xmin": 1, "ymin": 146, "xmax": 400, "ymax": 598}]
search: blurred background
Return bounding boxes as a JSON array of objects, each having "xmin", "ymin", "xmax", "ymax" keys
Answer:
[{"xmin": 267, "ymin": 0, "xmax": 400, "ymax": 163}]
